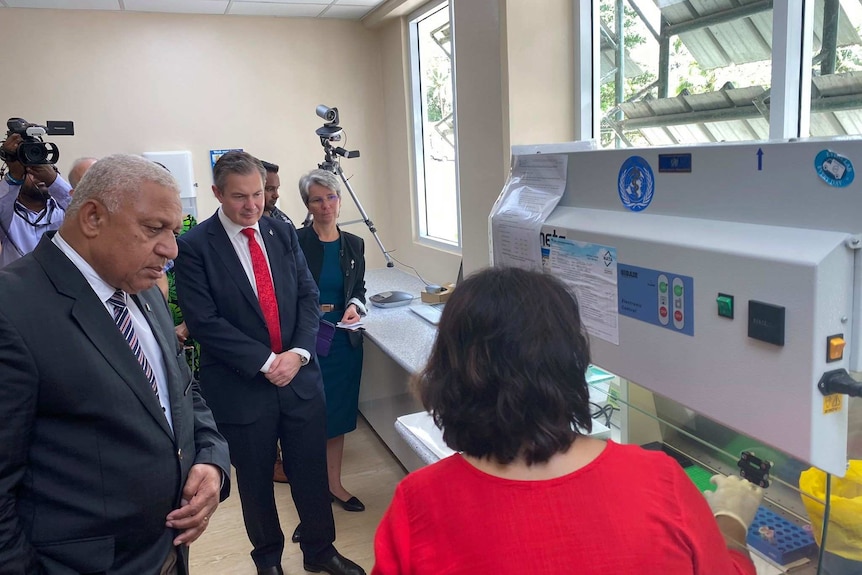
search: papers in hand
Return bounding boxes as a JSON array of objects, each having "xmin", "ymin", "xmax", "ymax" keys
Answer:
[{"xmin": 336, "ymin": 321, "xmax": 364, "ymax": 331}]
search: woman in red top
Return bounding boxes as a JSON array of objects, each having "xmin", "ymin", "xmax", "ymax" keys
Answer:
[{"xmin": 373, "ymin": 267, "xmax": 762, "ymax": 575}]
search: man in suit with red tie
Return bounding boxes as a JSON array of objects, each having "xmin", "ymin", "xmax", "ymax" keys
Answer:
[
  {"xmin": 174, "ymin": 151, "xmax": 364, "ymax": 575},
  {"xmin": 0, "ymin": 154, "xmax": 230, "ymax": 574}
]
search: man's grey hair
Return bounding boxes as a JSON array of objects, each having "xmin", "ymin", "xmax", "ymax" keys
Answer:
[
  {"xmin": 68, "ymin": 157, "xmax": 98, "ymax": 188},
  {"xmin": 67, "ymin": 154, "xmax": 180, "ymax": 216},
  {"xmin": 298, "ymin": 169, "xmax": 341, "ymax": 206}
]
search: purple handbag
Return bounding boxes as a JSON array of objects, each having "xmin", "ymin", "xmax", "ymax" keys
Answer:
[{"xmin": 316, "ymin": 319, "xmax": 336, "ymax": 357}]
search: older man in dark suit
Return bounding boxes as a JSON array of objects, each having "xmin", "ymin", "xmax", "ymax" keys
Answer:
[
  {"xmin": 175, "ymin": 151, "xmax": 364, "ymax": 575},
  {"xmin": 0, "ymin": 154, "xmax": 231, "ymax": 575}
]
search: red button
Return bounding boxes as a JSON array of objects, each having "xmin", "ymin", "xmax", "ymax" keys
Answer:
[
  {"xmin": 660, "ymin": 307, "xmax": 668, "ymax": 318},
  {"xmin": 674, "ymin": 310, "xmax": 683, "ymax": 322}
]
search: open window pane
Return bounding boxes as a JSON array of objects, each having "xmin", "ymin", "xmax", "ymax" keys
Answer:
[
  {"xmin": 599, "ymin": 0, "xmax": 774, "ymax": 148},
  {"xmin": 809, "ymin": 0, "xmax": 862, "ymax": 137},
  {"xmin": 410, "ymin": 2, "xmax": 459, "ymax": 246}
]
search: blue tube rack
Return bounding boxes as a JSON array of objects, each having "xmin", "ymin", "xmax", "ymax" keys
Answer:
[{"xmin": 746, "ymin": 506, "xmax": 816, "ymax": 566}]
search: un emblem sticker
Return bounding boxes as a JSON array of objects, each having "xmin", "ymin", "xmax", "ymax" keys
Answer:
[{"xmin": 618, "ymin": 156, "xmax": 655, "ymax": 212}]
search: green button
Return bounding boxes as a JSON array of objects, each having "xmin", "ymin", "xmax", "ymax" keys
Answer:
[
  {"xmin": 717, "ymin": 295, "xmax": 733, "ymax": 318},
  {"xmin": 659, "ymin": 282, "xmax": 668, "ymax": 293},
  {"xmin": 674, "ymin": 285, "xmax": 684, "ymax": 297}
]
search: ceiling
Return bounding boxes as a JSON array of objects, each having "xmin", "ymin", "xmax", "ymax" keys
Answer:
[{"xmin": 0, "ymin": 0, "xmax": 388, "ymax": 20}]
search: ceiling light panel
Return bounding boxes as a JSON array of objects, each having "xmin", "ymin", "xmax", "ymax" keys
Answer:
[
  {"xmin": 231, "ymin": 0, "xmax": 327, "ymax": 4},
  {"xmin": 228, "ymin": 2, "xmax": 326, "ymax": 17},
  {"xmin": 124, "ymin": 0, "xmax": 229, "ymax": 14},
  {"xmin": 332, "ymin": 0, "xmax": 383, "ymax": 5},
  {"xmin": 6, "ymin": 0, "xmax": 120, "ymax": 9},
  {"xmin": 321, "ymin": 4, "xmax": 372, "ymax": 18}
]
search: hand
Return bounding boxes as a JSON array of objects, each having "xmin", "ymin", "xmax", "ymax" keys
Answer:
[
  {"xmin": 175, "ymin": 321, "xmax": 190, "ymax": 344},
  {"xmin": 704, "ymin": 475, "xmax": 763, "ymax": 531},
  {"xmin": 25, "ymin": 164, "xmax": 58, "ymax": 187},
  {"xmin": 1, "ymin": 134, "xmax": 25, "ymax": 180},
  {"xmin": 340, "ymin": 304, "xmax": 361, "ymax": 325},
  {"xmin": 166, "ymin": 463, "xmax": 222, "ymax": 546},
  {"xmin": 265, "ymin": 351, "xmax": 302, "ymax": 387}
]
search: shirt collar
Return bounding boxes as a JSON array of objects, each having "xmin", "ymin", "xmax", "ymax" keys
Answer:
[
  {"xmin": 217, "ymin": 206, "xmax": 260, "ymax": 238},
  {"xmin": 52, "ymin": 231, "xmax": 119, "ymax": 304}
]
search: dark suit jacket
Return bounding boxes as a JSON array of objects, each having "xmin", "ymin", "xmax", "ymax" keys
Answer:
[
  {"xmin": 174, "ymin": 212, "xmax": 323, "ymax": 425},
  {"xmin": 296, "ymin": 225, "xmax": 366, "ymax": 347},
  {"xmin": 0, "ymin": 237, "xmax": 231, "ymax": 575}
]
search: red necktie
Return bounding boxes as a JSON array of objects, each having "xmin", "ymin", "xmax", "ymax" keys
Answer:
[{"xmin": 241, "ymin": 228, "xmax": 282, "ymax": 353}]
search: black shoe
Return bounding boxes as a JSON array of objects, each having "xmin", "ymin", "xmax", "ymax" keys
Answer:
[
  {"xmin": 292, "ymin": 523, "xmax": 301, "ymax": 544},
  {"xmin": 304, "ymin": 552, "xmax": 365, "ymax": 575},
  {"xmin": 330, "ymin": 492, "xmax": 365, "ymax": 512},
  {"xmin": 257, "ymin": 566, "xmax": 284, "ymax": 575}
]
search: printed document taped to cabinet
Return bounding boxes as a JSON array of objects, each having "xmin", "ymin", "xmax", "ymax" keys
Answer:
[
  {"xmin": 549, "ymin": 237, "xmax": 619, "ymax": 345},
  {"xmin": 490, "ymin": 154, "xmax": 568, "ymax": 270}
]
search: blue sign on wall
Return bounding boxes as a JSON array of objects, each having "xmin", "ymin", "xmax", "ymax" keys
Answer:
[
  {"xmin": 210, "ymin": 148, "xmax": 243, "ymax": 169},
  {"xmin": 618, "ymin": 263, "xmax": 694, "ymax": 336}
]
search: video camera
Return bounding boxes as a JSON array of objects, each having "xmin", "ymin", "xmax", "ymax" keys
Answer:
[
  {"xmin": 315, "ymin": 105, "xmax": 359, "ymax": 173},
  {"xmin": 0, "ymin": 117, "xmax": 69, "ymax": 165}
]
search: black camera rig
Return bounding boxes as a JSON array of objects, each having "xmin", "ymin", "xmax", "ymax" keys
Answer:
[
  {"xmin": 0, "ymin": 118, "xmax": 63, "ymax": 166},
  {"xmin": 315, "ymin": 105, "xmax": 360, "ymax": 173},
  {"xmin": 314, "ymin": 105, "xmax": 393, "ymax": 267}
]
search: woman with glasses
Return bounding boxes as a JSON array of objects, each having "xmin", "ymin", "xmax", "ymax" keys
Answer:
[{"xmin": 295, "ymin": 168, "xmax": 367, "ymax": 518}]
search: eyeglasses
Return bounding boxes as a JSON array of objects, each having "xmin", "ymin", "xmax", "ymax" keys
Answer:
[{"xmin": 308, "ymin": 194, "xmax": 339, "ymax": 206}]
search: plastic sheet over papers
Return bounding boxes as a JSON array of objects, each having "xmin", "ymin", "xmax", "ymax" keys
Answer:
[{"xmin": 490, "ymin": 154, "xmax": 568, "ymax": 269}]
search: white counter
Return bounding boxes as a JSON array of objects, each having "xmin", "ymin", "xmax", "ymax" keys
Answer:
[
  {"xmin": 358, "ymin": 268, "xmax": 442, "ymax": 471},
  {"xmin": 359, "ymin": 268, "xmax": 438, "ymax": 374}
]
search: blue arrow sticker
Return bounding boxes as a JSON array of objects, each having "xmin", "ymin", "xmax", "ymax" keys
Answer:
[
  {"xmin": 618, "ymin": 156, "xmax": 655, "ymax": 212},
  {"xmin": 815, "ymin": 150, "xmax": 854, "ymax": 187}
]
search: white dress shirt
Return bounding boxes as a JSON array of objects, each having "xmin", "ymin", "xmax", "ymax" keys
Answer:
[
  {"xmin": 52, "ymin": 232, "xmax": 173, "ymax": 431},
  {"xmin": 216, "ymin": 208, "xmax": 310, "ymax": 372}
]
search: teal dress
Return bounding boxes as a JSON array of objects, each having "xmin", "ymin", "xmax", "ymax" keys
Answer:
[{"xmin": 319, "ymin": 239, "xmax": 364, "ymax": 438}]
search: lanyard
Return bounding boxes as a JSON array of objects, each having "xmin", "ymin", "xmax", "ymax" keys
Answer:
[{"xmin": 14, "ymin": 198, "xmax": 56, "ymax": 228}]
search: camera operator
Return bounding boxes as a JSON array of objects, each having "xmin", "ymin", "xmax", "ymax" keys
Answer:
[{"xmin": 0, "ymin": 133, "xmax": 72, "ymax": 267}]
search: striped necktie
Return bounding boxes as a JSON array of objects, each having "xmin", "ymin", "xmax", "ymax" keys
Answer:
[{"xmin": 108, "ymin": 289, "xmax": 160, "ymax": 399}]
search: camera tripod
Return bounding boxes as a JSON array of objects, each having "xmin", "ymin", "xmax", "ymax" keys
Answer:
[{"xmin": 314, "ymin": 111, "xmax": 394, "ymax": 268}]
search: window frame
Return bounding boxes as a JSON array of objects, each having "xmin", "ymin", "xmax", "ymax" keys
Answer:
[
  {"xmin": 584, "ymin": 0, "xmax": 820, "ymax": 146},
  {"xmin": 408, "ymin": 0, "xmax": 462, "ymax": 251}
]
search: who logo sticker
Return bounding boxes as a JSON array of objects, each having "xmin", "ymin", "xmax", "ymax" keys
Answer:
[{"xmin": 618, "ymin": 156, "xmax": 655, "ymax": 212}]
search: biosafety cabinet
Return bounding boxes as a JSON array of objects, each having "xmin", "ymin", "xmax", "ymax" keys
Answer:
[{"xmin": 490, "ymin": 139, "xmax": 862, "ymax": 573}]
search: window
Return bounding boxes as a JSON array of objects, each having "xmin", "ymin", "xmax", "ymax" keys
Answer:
[
  {"xmin": 809, "ymin": 0, "xmax": 862, "ymax": 137},
  {"xmin": 409, "ymin": 1, "xmax": 460, "ymax": 247},
  {"xmin": 594, "ymin": 2, "xmax": 862, "ymax": 146},
  {"xmin": 598, "ymin": 0, "xmax": 776, "ymax": 147}
]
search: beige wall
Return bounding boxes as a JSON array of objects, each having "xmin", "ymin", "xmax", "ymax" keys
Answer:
[
  {"xmin": 0, "ymin": 7, "xmax": 390, "ymax": 268},
  {"xmin": 434, "ymin": 0, "xmax": 576, "ymax": 276},
  {"xmin": 376, "ymin": 15, "xmax": 462, "ymax": 285},
  {"xmin": 451, "ymin": 0, "xmax": 511, "ymax": 275},
  {"xmin": 506, "ymin": 0, "xmax": 576, "ymax": 146},
  {"xmin": 1, "ymin": 3, "xmax": 577, "ymax": 281}
]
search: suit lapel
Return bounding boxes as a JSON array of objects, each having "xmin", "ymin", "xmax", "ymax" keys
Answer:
[
  {"xmin": 207, "ymin": 215, "xmax": 266, "ymax": 324},
  {"xmin": 33, "ymin": 239, "xmax": 173, "ymax": 438}
]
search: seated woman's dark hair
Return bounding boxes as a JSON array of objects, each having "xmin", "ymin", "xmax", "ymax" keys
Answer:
[{"xmin": 415, "ymin": 266, "xmax": 592, "ymax": 466}]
